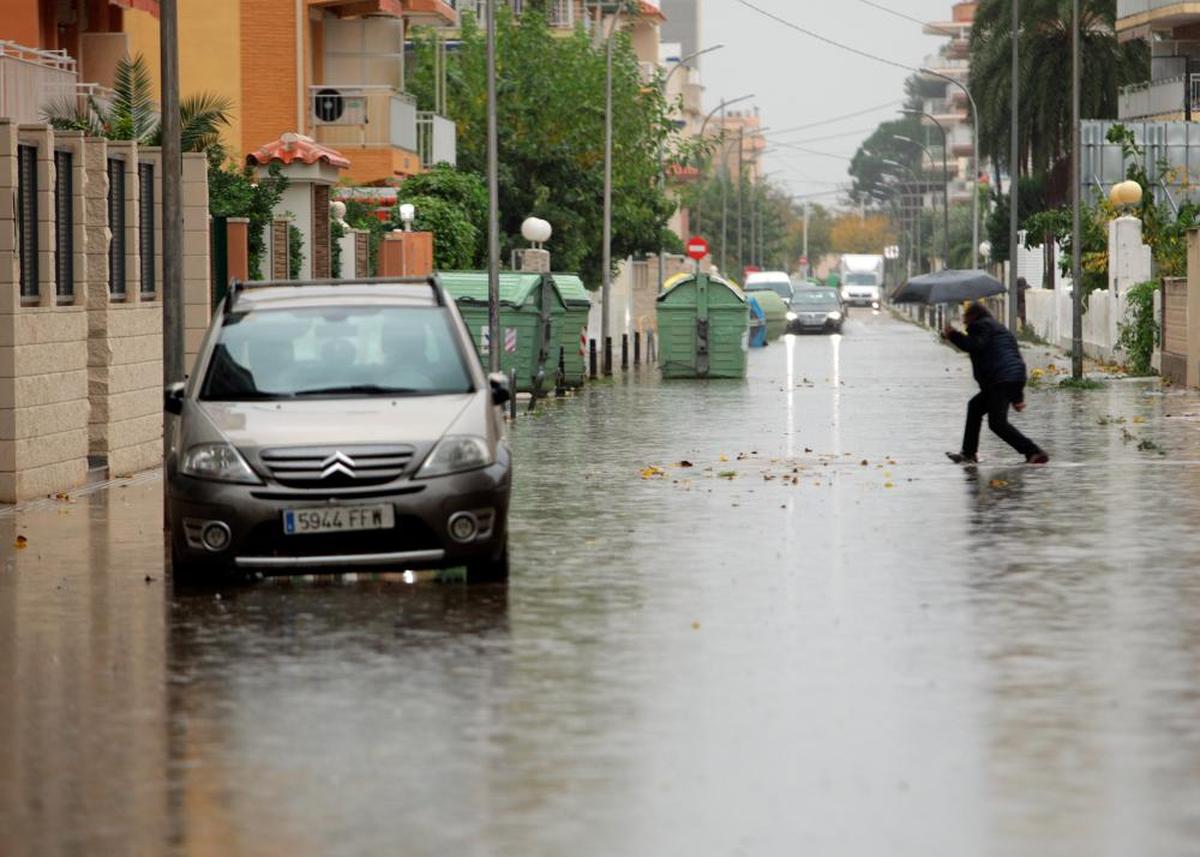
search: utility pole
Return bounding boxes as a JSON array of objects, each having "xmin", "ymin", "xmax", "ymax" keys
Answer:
[
  {"xmin": 486, "ymin": 0, "xmax": 501, "ymax": 374},
  {"xmin": 1071, "ymin": 0, "xmax": 1083, "ymax": 377},
  {"xmin": 160, "ymin": 0, "xmax": 182, "ymax": 463},
  {"xmin": 602, "ymin": 3, "xmax": 624, "ymax": 376},
  {"xmin": 736, "ymin": 125, "xmax": 745, "ymax": 277},
  {"xmin": 803, "ymin": 200, "xmax": 809, "ymax": 271},
  {"xmin": 719, "ymin": 103, "xmax": 728, "ymax": 273},
  {"xmin": 1008, "ymin": 0, "xmax": 1021, "ymax": 330}
]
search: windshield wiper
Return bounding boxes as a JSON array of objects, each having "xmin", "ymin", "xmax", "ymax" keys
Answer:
[
  {"xmin": 202, "ymin": 391, "xmax": 294, "ymax": 401},
  {"xmin": 294, "ymin": 384, "xmax": 423, "ymax": 397}
]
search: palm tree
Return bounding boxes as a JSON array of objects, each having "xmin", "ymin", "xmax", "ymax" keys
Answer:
[
  {"xmin": 42, "ymin": 53, "xmax": 233, "ymax": 153},
  {"xmin": 968, "ymin": 0, "xmax": 1147, "ymax": 182}
]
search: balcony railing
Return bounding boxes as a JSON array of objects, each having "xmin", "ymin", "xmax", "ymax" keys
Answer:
[
  {"xmin": 416, "ymin": 111, "xmax": 456, "ymax": 167},
  {"xmin": 1117, "ymin": 0, "xmax": 1188, "ymax": 21},
  {"xmin": 0, "ymin": 41, "xmax": 79, "ymax": 124},
  {"xmin": 311, "ymin": 85, "xmax": 418, "ymax": 151},
  {"xmin": 1118, "ymin": 75, "xmax": 1195, "ymax": 120}
]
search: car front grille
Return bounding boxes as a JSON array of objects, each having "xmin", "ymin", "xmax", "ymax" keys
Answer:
[{"xmin": 259, "ymin": 445, "xmax": 417, "ymax": 488}]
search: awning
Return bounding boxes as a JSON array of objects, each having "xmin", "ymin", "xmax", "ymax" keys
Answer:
[
  {"xmin": 109, "ymin": 0, "xmax": 160, "ymax": 18},
  {"xmin": 308, "ymin": 0, "xmax": 405, "ymax": 18}
]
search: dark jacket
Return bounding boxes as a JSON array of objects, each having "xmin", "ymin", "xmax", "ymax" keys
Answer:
[{"xmin": 948, "ymin": 316, "xmax": 1026, "ymax": 387}]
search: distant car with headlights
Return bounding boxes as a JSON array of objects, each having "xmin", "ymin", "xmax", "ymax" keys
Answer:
[
  {"xmin": 744, "ymin": 271, "xmax": 795, "ymax": 305},
  {"xmin": 164, "ymin": 276, "xmax": 513, "ymax": 583},
  {"xmin": 788, "ymin": 288, "xmax": 845, "ymax": 334}
]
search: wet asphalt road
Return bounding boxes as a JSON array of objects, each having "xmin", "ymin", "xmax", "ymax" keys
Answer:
[{"xmin": 3, "ymin": 311, "xmax": 1200, "ymax": 857}]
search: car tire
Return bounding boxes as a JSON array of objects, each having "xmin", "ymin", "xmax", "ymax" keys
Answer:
[
  {"xmin": 468, "ymin": 542, "xmax": 510, "ymax": 584},
  {"xmin": 170, "ymin": 541, "xmax": 231, "ymax": 588}
]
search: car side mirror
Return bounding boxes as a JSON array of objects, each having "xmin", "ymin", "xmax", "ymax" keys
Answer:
[
  {"xmin": 164, "ymin": 382, "xmax": 186, "ymax": 416},
  {"xmin": 488, "ymin": 373, "xmax": 511, "ymax": 407}
]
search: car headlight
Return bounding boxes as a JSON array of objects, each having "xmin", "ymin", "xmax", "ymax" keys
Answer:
[
  {"xmin": 827, "ymin": 311, "xmax": 842, "ymax": 321},
  {"xmin": 786, "ymin": 311, "xmax": 798, "ymax": 321},
  {"xmin": 181, "ymin": 443, "xmax": 261, "ymax": 484},
  {"xmin": 841, "ymin": 290, "xmax": 850, "ymax": 299},
  {"xmin": 417, "ymin": 436, "xmax": 493, "ymax": 478}
]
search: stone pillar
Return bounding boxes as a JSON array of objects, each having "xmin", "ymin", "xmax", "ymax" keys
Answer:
[
  {"xmin": 518, "ymin": 248, "xmax": 551, "ymax": 273},
  {"xmin": 354, "ymin": 229, "xmax": 371, "ymax": 278},
  {"xmin": 1108, "ymin": 215, "xmax": 1153, "ymax": 297},
  {"xmin": 226, "ymin": 217, "xmax": 250, "ymax": 281},
  {"xmin": 379, "ymin": 231, "xmax": 433, "ymax": 278},
  {"xmin": 271, "ymin": 217, "xmax": 292, "ymax": 280},
  {"xmin": 181, "ymin": 152, "xmax": 210, "ymax": 369},
  {"xmin": 312, "ymin": 184, "xmax": 330, "ymax": 278},
  {"xmin": 1187, "ymin": 229, "xmax": 1200, "ymax": 387}
]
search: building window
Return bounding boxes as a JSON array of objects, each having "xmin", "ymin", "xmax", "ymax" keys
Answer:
[
  {"xmin": 138, "ymin": 162, "xmax": 156, "ymax": 298},
  {"xmin": 55, "ymin": 150, "xmax": 74, "ymax": 300},
  {"xmin": 17, "ymin": 144, "xmax": 39, "ymax": 300},
  {"xmin": 108, "ymin": 158, "xmax": 126, "ymax": 296}
]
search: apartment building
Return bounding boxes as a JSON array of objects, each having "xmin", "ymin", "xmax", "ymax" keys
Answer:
[
  {"xmin": 1117, "ymin": 0, "xmax": 1200, "ymax": 121},
  {"xmin": 917, "ymin": 1, "xmax": 978, "ymax": 205}
]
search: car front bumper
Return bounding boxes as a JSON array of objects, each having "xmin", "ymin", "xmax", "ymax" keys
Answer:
[{"xmin": 168, "ymin": 460, "xmax": 511, "ymax": 575}]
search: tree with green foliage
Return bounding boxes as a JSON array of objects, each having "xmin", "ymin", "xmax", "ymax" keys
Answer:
[
  {"xmin": 205, "ymin": 144, "xmax": 287, "ymax": 280},
  {"xmin": 968, "ymin": 0, "xmax": 1146, "ymax": 183},
  {"xmin": 43, "ymin": 53, "xmax": 233, "ymax": 153},
  {"xmin": 406, "ymin": 8, "xmax": 676, "ymax": 288},
  {"xmin": 676, "ymin": 173, "xmax": 801, "ymax": 274},
  {"xmin": 396, "ymin": 164, "xmax": 489, "ymax": 267}
]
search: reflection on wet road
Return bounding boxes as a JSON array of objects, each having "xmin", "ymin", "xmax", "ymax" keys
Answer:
[{"xmin": 3, "ymin": 312, "xmax": 1200, "ymax": 856}]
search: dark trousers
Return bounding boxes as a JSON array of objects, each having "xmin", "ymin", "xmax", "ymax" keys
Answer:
[{"xmin": 962, "ymin": 382, "xmax": 1040, "ymax": 458}]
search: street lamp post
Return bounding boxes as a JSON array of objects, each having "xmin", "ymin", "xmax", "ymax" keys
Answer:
[
  {"xmin": 658, "ymin": 44, "xmax": 724, "ymax": 295},
  {"xmin": 602, "ymin": 2, "xmax": 626, "ymax": 376},
  {"xmin": 920, "ymin": 67, "xmax": 980, "ymax": 270},
  {"xmin": 900, "ymin": 108, "xmax": 951, "ymax": 264},
  {"xmin": 893, "ymin": 134, "xmax": 948, "ymax": 269},
  {"xmin": 1071, "ymin": 0, "xmax": 1083, "ymax": 377},
  {"xmin": 695, "ymin": 94, "xmax": 754, "ymax": 253},
  {"xmin": 883, "ymin": 159, "xmax": 925, "ymax": 274},
  {"xmin": 485, "ymin": 0, "xmax": 500, "ymax": 374},
  {"xmin": 1009, "ymin": 0, "xmax": 1021, "ymax": 331}
]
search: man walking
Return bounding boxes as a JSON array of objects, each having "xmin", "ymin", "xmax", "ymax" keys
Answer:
[{"xmin": 942, "ymin": 302, "xmax": 1048, "ymax": 464}]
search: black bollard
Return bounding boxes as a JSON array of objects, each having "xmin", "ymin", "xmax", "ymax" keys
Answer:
[
  {"xmin": 648, "ymin": 329, "xmax": 656, "ymax": 363},
  {"xmin": 589, "ymin": 338, "xmax": 598, "ymax": 379},
  {"xmin": 604, "ymin": 337, "xmax": 613, "ymax": 377},
  {"xmin": 508, "ymin": 368, "xmax": 517, "ymax": 420},
  {"xmin": 556, "ymin": 347, "xmax": 566, "ymax": 397},
  {"xmin": 634, "ymin": 331, "xmax": 641, "ymax": 365},
  {"xmin": 621, "ymin": 334, "xmax": 629, "ymax": 370}
]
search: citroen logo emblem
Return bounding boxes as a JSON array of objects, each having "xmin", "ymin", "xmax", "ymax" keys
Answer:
[{"xmin": 319, "ymin": 452, "xmax": 357, "ymax": 480}]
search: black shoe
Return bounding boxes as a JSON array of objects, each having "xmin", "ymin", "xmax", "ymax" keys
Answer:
[
  {"xmin": 946, "ymin": 452, "xmax": 979, "ymax": 464},
  {"xmin": 1026, "ymin": 451, "xmax": 1049, "ymax": 464}
]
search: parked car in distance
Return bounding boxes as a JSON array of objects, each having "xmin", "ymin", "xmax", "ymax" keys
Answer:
[
  {"xmin": 165, "ymin": 276, "xmax": 514, "ymax": 584},
  {"xmin": 744, "ymin": 271, "xmax": 795, "ymax": 306},
  {"xmin": 788, "ymin": 288, "xmax": 845, "ymax": 334}
]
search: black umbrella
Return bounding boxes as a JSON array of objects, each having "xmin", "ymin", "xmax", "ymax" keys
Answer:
[{"xmin": 892, "ymin": 269, "xmax": 1005, "ymax": 305}]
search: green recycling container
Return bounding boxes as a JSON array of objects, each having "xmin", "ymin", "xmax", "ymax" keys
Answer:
[
  {"xmin": 550, "ymin": 273, "xmax": 591, "ymax": 388},
  {"xmin": 745, "ymin": 289, "xmax": 788, "ymax": 340},
  {"xmin": 440, "ymin": 271, "xmax": 566, "ymax": 395},
  {"xmin": 656, "ymin": 272, "xmax": 749, "ymax": 379}
]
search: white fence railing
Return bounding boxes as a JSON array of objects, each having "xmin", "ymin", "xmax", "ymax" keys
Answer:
[{"xmin": 0, "ymin": 41, "xmax": 78, "ymax": 124}]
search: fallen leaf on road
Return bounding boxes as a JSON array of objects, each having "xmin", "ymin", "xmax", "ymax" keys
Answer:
[
  {"xmin": 677, "ymin": 460, "xmax": 694, "ymax": 468},
  {"xmin": 718, "ymin": 470, "xmax": 737, "ymax": 480},
  {"xmin": 14, "ymin": 536, "xmax": 27, "ymax": 550},
  {"xmin": 1132, "ymin": 416, "xmax": 1146, "ymax": 424},
  {"xmin": 640, "ymin": 465, "xmax": 666, "ymax": 479},
  {"xmin": 884, "ymin": 482, "xmax": 895, "ymax": 489},
  {"xmin": 860, "ymin": 459, "xmax": 869, "ymax": 466},
  {"xmin": 988, "ymin": 479, "xmax": 1009, "ymax": 489},
  {"xmin": 719, "ymin": 455, "xmax": 729, "ymax": 462}
]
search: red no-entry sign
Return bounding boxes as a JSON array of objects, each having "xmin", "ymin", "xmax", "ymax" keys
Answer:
[{"xmin": 686, "ymin": 236, "xmax": 709, "ymax": 261}]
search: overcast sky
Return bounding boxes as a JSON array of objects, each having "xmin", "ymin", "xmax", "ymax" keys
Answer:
[{"xmin": 700, "ymin": 0, "xmax": 956, "ymax": 209}]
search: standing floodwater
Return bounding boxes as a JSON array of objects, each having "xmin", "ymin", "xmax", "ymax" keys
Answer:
[{"xmin": 2, "ymin": 312, "xmax": 1200, "ymax": 857}]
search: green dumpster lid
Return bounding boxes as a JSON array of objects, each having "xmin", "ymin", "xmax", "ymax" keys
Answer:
[
  {"xmin": 657, "ymin": 272, "xmax": 747, "ymax": 303},
  {"xmin": 551, "ymin": 273, "xmax": 592, "ymax": 307},
  {"xmin": 440, "ymin": 271, "xmax": 551, "ymax": 307}
]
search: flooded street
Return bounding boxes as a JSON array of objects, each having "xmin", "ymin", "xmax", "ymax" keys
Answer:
[{"xmin": 3, "ymin": 311, "xmax": 1200, "ymax": 856}]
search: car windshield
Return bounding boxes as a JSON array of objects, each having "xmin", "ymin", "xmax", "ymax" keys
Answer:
[
  {"xmin": 793, "ymin": 291, "xmax": 840, "ymax": 308},
  {"xmin": 201, "ymin": 306, "xmax": 474, "ymax": 401},
  {"xmin": 747, "ymin": 281, "xmax": 792, "ymax": 299},
  {"xmin": 846, "ymin": 273, "xmax": 879, "ymax": 286}
]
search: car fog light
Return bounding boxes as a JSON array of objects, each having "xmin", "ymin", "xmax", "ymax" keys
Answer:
[
  {"xmin": 201, "ymin": 521, "xmax": 232, "ymax": 553},
  {"xmin": 448, "ymin": 512, "xmax": 479, "ymax": 543}
]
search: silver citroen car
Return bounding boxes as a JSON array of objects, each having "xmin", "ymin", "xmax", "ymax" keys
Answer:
[{"xmin": 165, "ymin": 277, "xmax": 513, "ymax": 583}]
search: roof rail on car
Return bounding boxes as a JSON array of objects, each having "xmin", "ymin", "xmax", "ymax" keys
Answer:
[{"xmin": 224, "ymin": 274, "xmax": 443, "ymax": 316}]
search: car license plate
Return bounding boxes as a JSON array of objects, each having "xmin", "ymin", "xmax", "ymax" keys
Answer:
[{"xmin": 283, "ymin": 505, "xmax": 395, "ymax": 535}]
